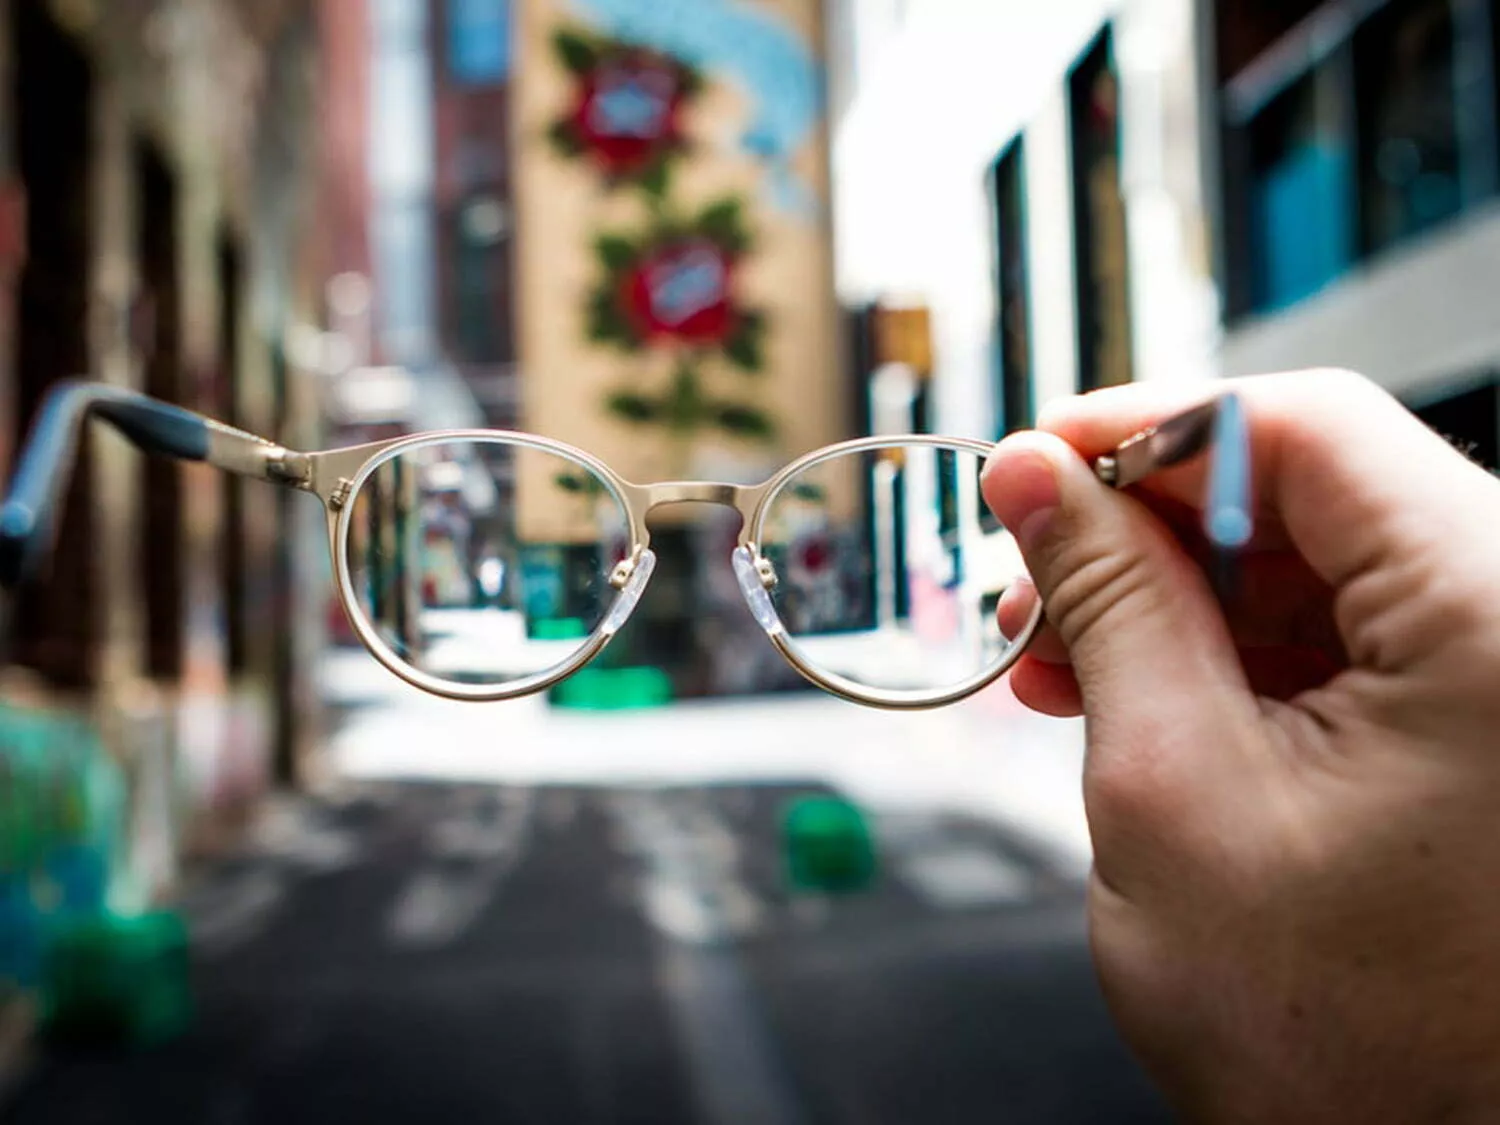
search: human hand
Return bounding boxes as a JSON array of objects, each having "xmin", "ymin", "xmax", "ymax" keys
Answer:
[{"xmin": 981, "ymin": 370, "xmax": 1500, "ymax": 1123}]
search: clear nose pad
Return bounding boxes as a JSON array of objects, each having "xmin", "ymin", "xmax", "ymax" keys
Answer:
[
  {"xmin": 732, "ymin": 546, "xmax": 785, "ymax": 636},
  {"xmin": 601, "ymin": 548, "xmax": 657, "ymax": 636}
]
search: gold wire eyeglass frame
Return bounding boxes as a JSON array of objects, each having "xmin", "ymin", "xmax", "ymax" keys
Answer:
[{"xmin": 295, "ymin": 429, "xmax": 1042, "ymax": 711}]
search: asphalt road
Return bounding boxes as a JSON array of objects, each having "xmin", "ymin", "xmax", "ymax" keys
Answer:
[{"xmin": 3, "ymin": 781, "xmax": 1171, "ymax": 1125}]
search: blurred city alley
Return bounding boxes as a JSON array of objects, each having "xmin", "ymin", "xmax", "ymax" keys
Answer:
[
  {"xmin": 8, "ymin": 679, "xmax": 1170, "ymax": 1123},
  {"xmin": 4, "ymin": 0, "xmax": 1500, "ymax": 1120}
]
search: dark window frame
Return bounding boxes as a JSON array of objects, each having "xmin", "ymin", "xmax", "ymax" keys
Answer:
[
  {"xmin": 10, "ymin": 0, "xmax": 99, "ymax": 689},
  {"xmin": 1404, "ymin": 370, "xmax": 1500, "ymax": 470},
  {"xmin": 135, "ymin": 137, "xmax": 186, "ymax": 684},
  {"xmin": 443, "ymin": 197, "xmax": 515, "ymax": 366},
  {"xmin": 1068, "ymin": 25, "xmax": 1136, "ymax": 393},
  {"xmin": 217, "ymin": 230, "xmax": 249, "ymax": 677},
  {"xmin": 988, "ymin": 137, "xmax": 1034, "ymax": 439}
]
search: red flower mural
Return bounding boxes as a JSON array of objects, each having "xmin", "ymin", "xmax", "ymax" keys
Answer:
[
  {"xmin": 545, "ymin": 25, "xmax": 778, "ymax": 447},
  {"xmin": 619, "ymin": 238, "xmax": 734, "ymax": 345},
  {"xmin": 587, "ymin": 197, "xmax": 767, "ymax": 373},
  {"xmin": 548, "ymin": 28, "xmax": 703, "ymax": 191}
]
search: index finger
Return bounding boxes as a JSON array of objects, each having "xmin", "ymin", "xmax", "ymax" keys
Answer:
[{"xmin": 1037, "ymin": 369, "xmax": 1500, "ymax": 607}]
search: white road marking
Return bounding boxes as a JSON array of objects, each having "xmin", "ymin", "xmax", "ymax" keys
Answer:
[
  {"xmin": 611, "ymin": 793, "xmax": 807, "ymax": 1125},
  {"xmin": 188, "ymin": 871, "xmax": 287, "ymax": 956},
  {"xmin": 899, "ymin": 846, "xmax": 1034, "ymax": 909},
  {"xmin": 250, "ymin": 798, "xmax": 361, "ymax": 874},
  {"xmin": 386, "ymin": 790, "xmax": 534, "ymax": 949}
]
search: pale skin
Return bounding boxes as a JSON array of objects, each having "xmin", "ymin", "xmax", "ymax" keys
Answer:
[{"xmin": 982, "ymin": 370, "xmax": 1500, "ymax": 1123}]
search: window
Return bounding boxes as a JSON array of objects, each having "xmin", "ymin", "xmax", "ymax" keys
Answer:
[
  {"xmin": 990, "ymin": 139, "xmax": 1033, "ymax": 437},
  {"xmin": 136, "ymin": 138, "xmax": 185, "ymax": 683},
  {"xmin": 1407, "ymin": 374, "xmax": 1499, "ymax": 471},
  {"xmin": 1355, "ymin": 0, "xmax": 1462, "ymax": 255},
  {"xmin": 1216, "ymin": 0, "xmax": 1323, "ymax": 81},
  {"xmin": 1238, "ymin": 66, "xmax": 1355, "ymax": 315},
  {"xmin": 11, "ymin": 0, "xmax": 98, "ymax": 688},
  {"xmin": 446, "ymin": 195, "xmax": 513, "ymax": 365},
  {"xmin": 446, "ymin": 0, "xmax": 510, "ymax": 86},
  {"xmin": 1069, "ymin": 27, "xmax": 1134, "ymax": 392},
  {"xmin": 1220, "ymin": 0, "xmax": 1500, "ymax": 321},
  {"xmin": 217, "ymin": 232, "xmax": 248, "ymax": 676}
]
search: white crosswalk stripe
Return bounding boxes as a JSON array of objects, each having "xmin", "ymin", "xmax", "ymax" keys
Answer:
[{"xmin": 386, "ymin": 790, "xmax": 534, "ymax": 949}]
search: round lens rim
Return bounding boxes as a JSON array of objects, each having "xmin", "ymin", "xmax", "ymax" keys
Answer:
[
  {"xmin": 334, "ymin": 431, "xmax": 641, "ymax": 703},
  {"xmin": 747, "ymin": 435, "xmax": 1044, "ymax": 710}
]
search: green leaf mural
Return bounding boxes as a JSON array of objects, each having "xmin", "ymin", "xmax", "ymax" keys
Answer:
[
  {"xmin": 605, "ymin": 365, "xmax": 775, "ymax": 444},
  {"xmin": 593, "ymin": 234, "xmax": 637, "ymax": 272},
  {"xmin": 551, "ymin": 29, "xmax": 599, "ymax": 75}
]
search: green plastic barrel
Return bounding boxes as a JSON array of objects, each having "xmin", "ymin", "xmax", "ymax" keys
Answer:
[
  {"xmin": 781, "ymin": 796, "xmax": 878, "ymax": 894},
  {"xmin": 38, "ymin": 911, "xmax": 192, "ymax": 1047},
  {"xmin": 530, "ymin": 617, "xmax": 588, "ymax": 641},
  {"xmin": 548, "ymin": 667, "xmax": 673, "ymax": 711}
]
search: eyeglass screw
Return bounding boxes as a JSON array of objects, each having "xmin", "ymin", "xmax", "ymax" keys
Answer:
[
  {"xmin": 755, "ymin": 557, "xmax": 778, "ymax": 590},
  {"xmin": 610, "ymin": 558, "xmax": 635, "ymax": 591}
]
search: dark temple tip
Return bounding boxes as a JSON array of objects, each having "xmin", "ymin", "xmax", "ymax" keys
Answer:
[{"xmin": 0, "ymin": 503, "xmax": 36, "ymax": 588}]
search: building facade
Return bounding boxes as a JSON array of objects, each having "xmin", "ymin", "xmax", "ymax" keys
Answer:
[
  {"xmin": 831, "ymin": 0, "xmax": 1219, "ymax": 442},
  {"xmin": 1208, "ymin": 0, "xmax": 1500, "ymax": 466},
  {"xmin": 831, "ymin": 0, "xmax": 1500, "ymax": 471},
  {"xmin": 429, "ymin": 0, "xmax": 519, "ymax": 431},
  {"xmin": 0, "ymin": 0, "xmax": 326, "ymax": 912}
]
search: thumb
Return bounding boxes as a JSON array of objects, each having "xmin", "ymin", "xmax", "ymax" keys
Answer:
[{"xmin": 982, "ymin": 431, "xmax": 1252, "ymax": 729}]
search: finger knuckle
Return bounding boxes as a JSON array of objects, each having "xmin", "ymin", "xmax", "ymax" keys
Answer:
[{"xmin": 1045, "ymin": 544, "xmax": 1163, "ymax": 653}]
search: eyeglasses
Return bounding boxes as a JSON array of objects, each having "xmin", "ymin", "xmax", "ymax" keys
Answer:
[{"xmin": 0, "ymin": 381, "xmax": 1250, "ymax": 710}]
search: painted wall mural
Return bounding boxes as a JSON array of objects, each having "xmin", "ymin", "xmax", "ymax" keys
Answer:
[{"xmin": 515, "ymin": 0, "xmax": 841, "ymax": 545}]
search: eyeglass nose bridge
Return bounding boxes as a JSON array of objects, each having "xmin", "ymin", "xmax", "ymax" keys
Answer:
[
  {"xmin": 615, "ymin": 478, "xmax": 774, "ymax": 545},
  {"xmin": 611, "ymin": 476, "xmax": 781, "ymax": 598},
  {"xmin": 623, "ymin": 479, "xmax": 767, "ymax": 513},
  {"xmin": 613, "ymin": 479, "xmax": 790, "ymax": 641}
]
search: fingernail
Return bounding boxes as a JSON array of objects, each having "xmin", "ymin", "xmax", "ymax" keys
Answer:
[{"xmin": 982, "ymin": 437, "xmax": 1060, "ymax": 552}]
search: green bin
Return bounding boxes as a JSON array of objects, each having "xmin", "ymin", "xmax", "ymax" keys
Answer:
[
  {"xmin": 782, "ymin": 796, "xmax": 878, "ymax": 894},
  {"xmin": 549, "ymin": 667, "xmax": 673, "ymax": 711},
  {"xmin": 39, "ymin": 910, "xmax": 192, "ymax": 1047},
  {"xmin": 530, "ymin": 617, "xmax": 588, "ymax": 641}
]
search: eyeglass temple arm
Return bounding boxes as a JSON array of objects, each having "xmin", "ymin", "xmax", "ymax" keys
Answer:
[
  {"xmin": 1093, "ymin": 390, "xmax": 1254, "ymax": 555},
  {"xmin": 0, "ymin": 380, "xmax": 310, "ymax": 589}
]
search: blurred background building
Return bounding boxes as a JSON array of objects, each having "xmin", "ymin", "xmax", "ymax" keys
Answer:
[
  {"xmin": 1211, "ymin": 0, "xmax": 1500, "ymax": 464},
  {"xmin": 831, "ymin": 0, "xmax": 1500, "ymax": 466},
  {"xmin": 0, "ymin": 0, "xmax": 325, "ymax": 887}
]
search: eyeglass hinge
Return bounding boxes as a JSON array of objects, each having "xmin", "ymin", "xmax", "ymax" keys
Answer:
[{"xmin": 266, "ymin": 451, "xmax": 313, "ymax": 489}]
